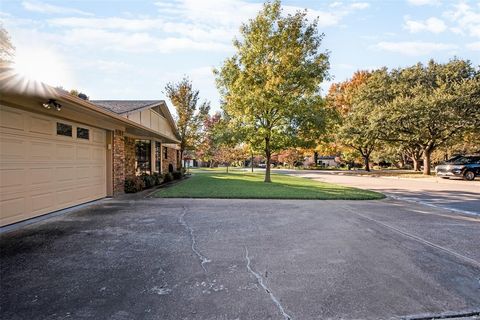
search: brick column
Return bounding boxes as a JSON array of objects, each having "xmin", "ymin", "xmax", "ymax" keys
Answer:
[
  {"xmin": 113, "ymin": 130, "xmax": 125, "ymax": 195},
  {"xmin": 124, "ymin": 137, "xmax": 136, "ymax": 178}
]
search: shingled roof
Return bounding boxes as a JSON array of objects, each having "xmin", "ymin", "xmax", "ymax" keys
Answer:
[{"xmin": 91, "ymin": 100, "xmax": 164, "ymax": 115}]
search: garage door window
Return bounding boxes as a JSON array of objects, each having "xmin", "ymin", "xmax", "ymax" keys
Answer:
[
  {"xmin": 57, "ymin": 123, "xmax": 72, "ymax": 137},
  {"xmin": 76, "ymin": 127, "xmax": 89, "ymax": 140}
]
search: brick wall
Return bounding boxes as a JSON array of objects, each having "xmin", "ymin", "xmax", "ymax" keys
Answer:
[
  {"xmin": 113, "ymin": 135, "xmax": 179, "ymax": 193},
  {"xmin": 162, "ymin": 147, "xmax": 178, "ymax": 173},
  {"xmin": 112, "ymin": 130, "xmax": 125, "ymax": 195},
  {"xmin": 124, "ymin": 136, "xmax": 136, "ymax": 178}
]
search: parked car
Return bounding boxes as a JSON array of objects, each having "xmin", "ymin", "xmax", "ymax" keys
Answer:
[{"xmin": 435, "ymin": 155, "xmax": 480, "ymax": 181}]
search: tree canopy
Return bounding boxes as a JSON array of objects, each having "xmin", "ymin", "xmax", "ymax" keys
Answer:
[
  {"xmin": 329, "ymin": 58, "xmax": 480, "ymax": 174},
  {"xmin": 165, "ymin": 77, "xmax": 210, "ymax": 168},
  {"xmin": 0, "ymin": 24, "xmax": 15, "ymax": 64},
  {"xmin": 215, "ymin": 0, "xmax": 330, "ymax": 182}
]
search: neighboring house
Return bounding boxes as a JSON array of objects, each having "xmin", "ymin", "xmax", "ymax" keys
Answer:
[
  {"xmin": 317, "ymin": 156, "xmax": 338, "ymax": 167},
  {"xmin": 304, "ymin": 155, "xmax": 339, "ymax": 167},
  {"xmin": 0, "ymin": 69, "xmax": 180, "ymax": 226}
]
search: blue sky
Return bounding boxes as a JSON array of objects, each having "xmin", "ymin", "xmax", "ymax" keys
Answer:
[{"xmin": 1, "ymin": 0, "xmax": 479, "ymax": 111}]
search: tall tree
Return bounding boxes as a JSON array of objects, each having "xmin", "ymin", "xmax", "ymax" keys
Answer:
[
  {"xmin": 215, "ymin": 0, "xmax": 330, "ymax": 182},
  {"xmin": 196, "ymin": 112, "xmax": 222, "ymax": 167},
  {"xmin": 165, "ymin": 77, "xmax": 210, "ymax": 168},
  {"xmin": 327, "ymin": 71, "xmax": 375, "ymax": 170},
  {"xmin": 379, "ymin": 59, "xmax": 480, "ymax": 175}
]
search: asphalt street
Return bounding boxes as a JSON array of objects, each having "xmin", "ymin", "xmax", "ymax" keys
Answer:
[
  {"xmin": 276, "ymin": 169, "xmax": 480, "ymax": 216},
  {"xmin": 1, "ymin": 197, "xmax": 479, "ymax": 319}
]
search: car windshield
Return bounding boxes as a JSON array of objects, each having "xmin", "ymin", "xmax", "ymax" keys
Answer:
[{"xmin": 448, "ymin": 156, "xmax": 480, "ymax": 165}]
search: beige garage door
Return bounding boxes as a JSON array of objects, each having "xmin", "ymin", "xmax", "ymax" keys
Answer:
[{"xmin": 0, "ymin": 105, "xmax": 107, "ymax": 226}]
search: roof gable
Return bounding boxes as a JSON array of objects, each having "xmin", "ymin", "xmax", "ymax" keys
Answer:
[
  {"xmin": 92, "ymin": 100, "xmax": 180, "ymax": 140},
  {"xmin": 91, "ymin": 100, "xmax": 162, "ymax": 115}
]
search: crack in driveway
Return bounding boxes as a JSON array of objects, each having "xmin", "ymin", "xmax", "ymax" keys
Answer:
[
  {"xmin": 244, "ymin": 246, "xmax": 292, "ymax": 320},
  {"xmin": 179, "ymin": 207, "xmax": 211, "ymax": 272}
]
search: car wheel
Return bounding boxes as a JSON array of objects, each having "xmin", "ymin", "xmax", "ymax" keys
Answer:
[{"xmin": 464, "ymin": 170, "xmax": 475, "ymax": 181}]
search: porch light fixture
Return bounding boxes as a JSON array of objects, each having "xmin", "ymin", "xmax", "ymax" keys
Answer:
[{"xmin": 42, "ymin": 99, "xmax": 62, "ymax": 111}]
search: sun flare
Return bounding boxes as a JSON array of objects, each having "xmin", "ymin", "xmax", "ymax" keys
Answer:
[{"xmin": 12, "ymin": 45, "xmax": 73, "ymax": 88}]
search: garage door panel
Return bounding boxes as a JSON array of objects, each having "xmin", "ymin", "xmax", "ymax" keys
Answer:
[
  {"xmin": 0, "ymin": 108, "xmax": 24, "ymax": 131},
  {"xmin": 0, "ymin": 168, "xmax": 25, "ymax": 189},
  {"xmin": 92, "ymin": 129, "xmax": 106, "ymax": 144},
  {"xmin": 0, "ymin": 106, "xmax": 107, "ymax": 226},
  {"xmin": 75, "ymin": 186, "xmax": 92, "ymax": 201},
  {"xmin": 0, "ymin": 136, "xmax": 26, "ymax": 161},
  {"xmin": 29, "ymin": 116, "xmax": 53, "ymax": 135},
  {"xmin": 0, "ymin": 196, "xmax": 26, "ymax": 223},
  {"xmin": 56, "ymin": 188, "xmax": 78, "ymax": 206},
  {"xmin": 76, "ymin": 166, "xmax": 92, "ymax": 181},
  {"xmin": 76, "ymin": 145, "xmax": 91, "ymax": 160},
  {"xmin": 55, "ymin": 166, "xmax": 76, "ymax": 182},
  {"xmin": 92, "ymin": 165, "xmax": 104, "ymax": 178},
  {"xmin": 30, "ymin": 191, "xmax": 55, "ymax": 213},
  {"xmin": 56, "ymin": 144, "xmax": 75, "ymax": 160},
  {"xmin": 92, "ymin": 185, "xmax": 104, "ymax": 197},
  {"xmin": 29, "ymin": 167, "xmax": 54, "ymax": 186},
  {"xmin": 92, "ymin": 147, "xmax": 105, "ymax": 161},
  {"xmin": 30, "ymin": 140, "xmax": 54, "ymax": 160}
]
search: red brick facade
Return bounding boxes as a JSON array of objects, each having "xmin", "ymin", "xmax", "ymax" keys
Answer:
[
  {"xmin": 162, "ymin": 147, "xmax": 178, "ymax": 173},
  {"xmin": 112, "ymin": 130, "xmax": 125, "ymax": 195},
  {"xmin": 112, "ymin": 135, "xmax": 179, "ymax": 194},
  {"xmin": 112, "ymin": 132, "xmax": 138, "ymax": 194},
  {"xmin": 124, "ymin": 136, "xmax": 136, "ymax": 178}
]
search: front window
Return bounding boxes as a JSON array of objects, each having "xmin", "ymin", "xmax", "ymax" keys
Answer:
[
  {"xmin": 155, "ymin": 142, "xmax": 161, "ymax": 173},
  {"xmin": 135, "ymin": 140, "xmax": 151, "ymax": 174},
  {"xmin": 164, "ymin": 146, "xmax": 168, "ymax": 159}
]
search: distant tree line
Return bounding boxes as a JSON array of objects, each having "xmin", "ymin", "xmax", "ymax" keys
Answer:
[{"xmin": 327, "ymin": 59, "xmax": 480, "ymax": 175}]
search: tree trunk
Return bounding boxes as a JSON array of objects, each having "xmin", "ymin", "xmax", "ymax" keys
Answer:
[
  {"xmin": 364, "ymin": 156, "xmax": 370, "ymax": 172},
  {"xmin": 179, "ymin": 149, "xmax": 184, "ymax": 169},
  {"xmin": 399, "ymin": 153, "xmax": 405, "ymax": 169},
  {"xmin": 264, "ymin": 137, "xmax": 271, "ymax": 183},
  {"xmin": 226, "ymin": 164, "xmax": 229, "ymax": 173},
  {"xmin": 314, "ymin": 151, "xmax": 318, "ymax": 166},
  {"xmin": 251, "ymin": 151, "xmax": 254, "ymax": 173},
  {"xmin": 412, "ymin": 158, "xmax": 421, "ymax": 171},
  {"xmin": 423, "ymin": 149, "xmax": 432, "ymax": 175}
]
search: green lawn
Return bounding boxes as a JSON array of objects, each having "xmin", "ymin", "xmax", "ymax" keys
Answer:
[{"xmin": 155, "ymin": 169, "xmax": 384, "ymax": 200}]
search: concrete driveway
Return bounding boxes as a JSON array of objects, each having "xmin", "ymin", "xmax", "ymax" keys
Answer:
[
  {"xmin": 1, "ymin": 197, "xmax": 479, "ymax": 320},
  {"xmin": 276, "ymin": 169, "xmax": 480, "ymax": 216}
]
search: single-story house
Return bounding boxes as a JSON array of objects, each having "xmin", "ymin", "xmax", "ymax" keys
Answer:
[
  {"xmin": 317, "ymin": 156, "xmax": 338, "ymax": 167},
  {"xmin": 0, "ymin": 67, "xmax": 181, "ymax": 226}
]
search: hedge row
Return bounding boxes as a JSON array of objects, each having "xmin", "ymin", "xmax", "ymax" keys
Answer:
[{"xmin": 124, "ymin": 170, "xmax": 185, "ymax": 193}]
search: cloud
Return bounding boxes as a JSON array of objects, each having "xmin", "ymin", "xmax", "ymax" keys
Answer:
[
  {"xmin": 404, "ymin": 16, "xmax": 447, "ymax": 33},
  {"xmin": 444, "ymin": 1, "xmax": 480, "ymax": 38},
  {"xmin": 155, "ymin": 0, "xmax": 369, "ymax": 29},
  {"xmin": 22, "ymin": 1, "xmax": 92, "ymax": 16},
  {"xmin": 46, "ymin": 0, "xmax": 370, "ymax": 55},
  {"xmin": 61, "ymin": 28, "xmax": 231, "ymax": 53},
  {"xmin": 406, "ymin": 0, "xmax": 441, "ymax": 6},
  {"xmin": 466, "ymin": 41, "xmax": 480, "ymax": 50},
  {"xmin": 375, "ymin": 41, "xmax": 457, "ymax": 56}
]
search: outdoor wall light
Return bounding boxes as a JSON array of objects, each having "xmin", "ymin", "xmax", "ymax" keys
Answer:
[{"xmin": 42, "ymin": 99, "xmax": 62, "ymax": 111}]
